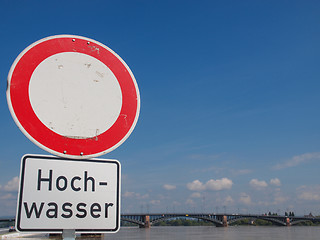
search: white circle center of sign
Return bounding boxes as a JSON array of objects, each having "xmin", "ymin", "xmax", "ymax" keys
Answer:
[{"xmin": 29, "ymin": 52, "xmax": 122, "ymax": 139}]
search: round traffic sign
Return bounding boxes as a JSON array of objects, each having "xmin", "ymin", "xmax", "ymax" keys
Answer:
[{"xmin": 7, "ymin": 35, "xmax": 140, "ymax": 159}]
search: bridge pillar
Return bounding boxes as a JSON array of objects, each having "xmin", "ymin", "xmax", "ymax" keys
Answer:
[
  {"xmin": 222, "ymin": 215, "xmax": 228, "ymax": 227},
  {"xmin": 139, "ymin": 215, "xmax": 150, "ymax": 228},
  {"xmin": 285, "ymin": 217, "xmax": 291, "ymax": 226},
  {"xmin": 216, "ymin": 215, "xmax": 228, "ymax": 227}
]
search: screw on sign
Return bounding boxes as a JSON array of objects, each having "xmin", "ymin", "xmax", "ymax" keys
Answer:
[{"xmin": 7, "ymin": 35, "xmax": 140, "ymax": 159}]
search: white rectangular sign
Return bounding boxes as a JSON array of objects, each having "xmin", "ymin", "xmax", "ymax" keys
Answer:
[{"xmin": 16, "ymin": 154, "xmax": 121, "ymax": 233}]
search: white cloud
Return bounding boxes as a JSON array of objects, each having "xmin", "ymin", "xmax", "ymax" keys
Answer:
[
  {"xmin": 172, "ymin": 201, "xmax": 181, "ymax": 206},
  {"xmin": 187, "ymin": 180, "xmax": 205, "ymax": 191},
  {"xmin": 157, "ymin": 194, "xmax": 169, "ymax": 200},
  {"xmin": 274, "ymin": 152, "xmax": 320, "ymax": 170},
  {"xmin": 299, "ymin": 192, "xmax": 320, "ymax": 201},
  {"xmin": 122, "ymin": 191, "xmax": 149, "ymax": 199},
  {"xmin": 123, "ymin": 191, "xmax": 135, "ymax": 198},
  {"xmin": 239, "ymin": 193, "xmax": 252, "ymax": 205},
  {"xmin": 163, "ymin": 184, "xmax": 176, "ymax": 190},
  {"xmin": 187, "ymin": 178, "xmax": 233, "ymax": 191},
  {"xmin": 0, "ymin": 193, "xmax": 15, "ymax": 200},
  {"xmin": 249, "ymin": 179, "xmax": 268, "ymax": 190},
  {"xmin": 257, "ymin": 201, "xmax": 269, "ymax": 206},
  {"xmin": 249, "ymin": 192, "xmax": 287, "ymax": 207},
  {"xmin": 270, "ymin": 178, "xmax": 281, "ymax": 186},
  {"xmin": 150, "ymin": 200, "xmax": 160, "ymax": 205},
  {"xmin": 186, "ymin": 199, "xmax": 195, "ymax": 205},
  {"xmin": 297, "ymin": 186, "xmax": 320, "ymax": 201},
  {"xmin": 190, "ymin": 192, "xmax": 201, "ymax": 198},
  {"xmin": 273, "ymin": 195, "xmax": 287, "ymax": 205},
  {"xmin": 3, "ymin": 177, "xmax": 19, "ymax": 192},
  {"xmin": 225, "ymin": 196, "xmax": 234, "ymax": 205},
  {"xmin": 138, "ymin": 194, "xmax": 149, "ymax": 200},
  {"xmin": 206, "ymin": 178, "xmax": 233, "ymax": 191}
]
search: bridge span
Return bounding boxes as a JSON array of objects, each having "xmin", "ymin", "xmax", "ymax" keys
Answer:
[
  {"xmin": 121, "ymin": 213, "xmax": 320, "ymax": 228},
  {"xmin": 1, "ymin": 214, "xmax": 319, "ymax": 229}
]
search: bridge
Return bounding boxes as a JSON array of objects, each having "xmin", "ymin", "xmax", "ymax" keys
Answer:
[
  {"xmin": 1, "ymin": 213, "xmax": 320, "ymax": 229},
  {"xmin": 121, "ymin": 213, "xmax": 320, "ymax": 228}
]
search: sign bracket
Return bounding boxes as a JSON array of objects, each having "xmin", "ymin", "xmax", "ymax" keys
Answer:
[{"xmin": 62, "ymin": 229, "xmax": 75, "ymax": 240}]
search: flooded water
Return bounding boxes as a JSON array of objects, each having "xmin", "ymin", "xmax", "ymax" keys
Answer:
[
  {"xmin": 2, "ymin": 226, "xmax": 320, "ymax": 240},
  {"xmin": 103, "ymin": 226, "xmax": 320, "ymax": 240}
]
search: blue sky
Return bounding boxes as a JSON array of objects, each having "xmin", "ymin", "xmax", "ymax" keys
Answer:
[{"xmin": 0, "ymin": 0, "xmax": 320, "ymax": 217}]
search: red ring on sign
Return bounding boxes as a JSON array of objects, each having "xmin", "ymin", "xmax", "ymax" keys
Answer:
[{"xmin": 8, "ymin": 36, "xmax": 139, "ymax": 158}]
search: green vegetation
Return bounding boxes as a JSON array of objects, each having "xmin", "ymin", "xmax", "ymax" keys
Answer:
[
  {"xmin": 230, "ymin": 218, "xmax": 273, "ymax": 226},
  {"xmin": 121, "ymin": 221, "xmax": 138, "ymax": 227},
  {"xmin": 294, "ymin": 221, "xmax": 320, "ymax": 226},
  {"xmin": 0, "ymin": 221, "xmax": 14, "ymax": 228},
  {"xmin": 153, "ymin": 218, "xmax": 214, "ymax": 226}
]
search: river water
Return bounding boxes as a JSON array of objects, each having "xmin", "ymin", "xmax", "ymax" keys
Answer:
[
  {"xmin": 4, "ymin": 226, "xmax": 320, "ymax": 240},
  {"xmin": 103, "ymin": 226, "xmax": 320, "ymax": 240}
]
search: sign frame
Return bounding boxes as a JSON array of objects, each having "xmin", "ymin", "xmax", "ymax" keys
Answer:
[{"xmin": 16, "ymin": 154, "xmax": 121, "ymax": 233}]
